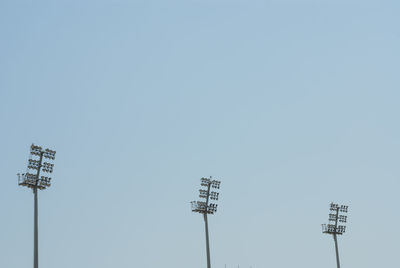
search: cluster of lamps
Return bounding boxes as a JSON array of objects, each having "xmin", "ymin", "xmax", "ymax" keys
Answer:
[
  {"xmin": 19, "ymin": 144, "xmax": 56, "ymax": 191},
  {"xmin": 41, "ymin": 162, "xmax": 54, "ymax": 173},
  {"xmin": 43, "ymin": 148, "xmax": 56, "ymax": 160},
  {"xmin": 191, "ymin": 177, "xmax": 221, "ymax": 215},
  {"xmin": 322, "ymin": 203, "xmax": 348, "ymax": 236}
]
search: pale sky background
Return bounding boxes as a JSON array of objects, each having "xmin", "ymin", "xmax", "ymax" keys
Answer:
[{"xmin": 1, "ymin": 1, "xmax": 400, "ymax": 267}]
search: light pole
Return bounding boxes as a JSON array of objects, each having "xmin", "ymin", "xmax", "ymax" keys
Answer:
[
  {"xmin": 191, "ymin": 177, "xmax": 221, "ymax": 268},
  {"xmin": 322, "ymin": 203, "xmax": 349, "ymax": 268},
  {"xmin": 18, "ymin": 144, "xmax": 56, "ymax": 268}
]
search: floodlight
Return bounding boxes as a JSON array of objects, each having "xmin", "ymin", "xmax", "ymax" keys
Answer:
[
  {"xmin": 330, "ymin": 203, "xmax": 339, "ymax": 211},
  {"xmin": 42, "ymin": 162, "xmax": 54, "ymax": 173},
  {"xmin": 18, "ymin": 143, "xmax": 56, "ymax": 268},
  {"xmin": 201, "ymin": 177, "xmax": 211, "ymax": 186},
  {"xmin": 191, "ymin": 201, "xmax": 208, "ymax": 213},
  {"xmin": 322, "ymin": 202, "xmax": 349, "ymax": 268},
  {"xmin": 212, "ymin": 180, "xmax": 220, "ymax": 189},
  {"xmin": 340, "ymin": 205, "xmax": 348, "ymax": 213},
  {"xmin": 210, "ymin": 192, "xmax": 219, "ymax": 200},
  {"xmin": 43, "ymin": 149, "xmax": 56, "ymax": 160},
  {"xmin": 323, "ymin": 203, "xmax": 349, "ymax": 235},
  {"xmin": 40, "ymin": 176, "xmax": 51, "ymax": 187},
  {"xmin": 30, "ymin": 144, "xmax": 42, "ymax": 156},
  {"xmin": 191, "ymin": 177, "xmax": 221, "ymax": 268},
  {"xmin": 337, "ymin": 225, "xmax": 346, "ymax": 234},
  {"xmin": 28, "ymin": 159, "xmax": 41, "ymax": 170},
  {"xmin": 208, "ymin": 203, "xmax": 218, "ymax": 214},
  {"xmin": 199, "ymin": 190, "xmax": 208, "ymax": 198},
  {"xmin": 26, "ymin": 173, "xmax": 37, "ymax": 180},
  {"xmin": 339, "ymin": 215, "xmax": 347, "ymax": 223}
]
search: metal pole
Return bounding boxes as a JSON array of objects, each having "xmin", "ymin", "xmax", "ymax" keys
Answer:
[
  {"xmin": 34, "ymin": 188, "xmax": 38, "ymax": 268},
  {"xmin": 192, "ymin": 178, "xmax": 220, "ymax": 268},
  {"xmin": 203, "ymin": 181, "xmax": 212, "ymax": 268},
  {"xmin": 333, "ymin": 234, "xmax": 340, "ymax": 268},
  {"xmin": 333, "ymin": 207, "xmax": 340, "ymax": 268},
  {"xmin": 204, "ymin": 213, "xmax": 211, "ymax": 268},
  {"xmin": 33, "ymin": 151, "xmax": 42, "ymax": 268}
]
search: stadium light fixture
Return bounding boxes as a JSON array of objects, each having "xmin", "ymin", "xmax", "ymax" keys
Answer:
[
  {"xmin": 191, "ymin": 176, "xmax": 221, "ymax": 268},
  {"xmin": 18, "ymin": 144, "xmax": 56, "ymax": 268},
  {"xmin": 322, "ymin": 202, "xmax": 349, "ymax": 268}
]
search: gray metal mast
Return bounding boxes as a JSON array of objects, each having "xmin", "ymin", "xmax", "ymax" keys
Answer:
[
  {"xmin": 191, "ymin": 177, "xmax": 221, "ymax": 268},
  {"xmin": 322, "ymin": 203, "xmax": 349, "ymax": 268},
  {"xmin": 18, "ymin": 144, "xmax": 56, "ymax": 268}
]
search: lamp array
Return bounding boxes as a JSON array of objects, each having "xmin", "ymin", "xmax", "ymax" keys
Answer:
[
  {"xmin": 322, "ymin": 202, "xmax": 349, "ymax": 236},
  {"xmin": 42, "ymin": 162, "xmax": 54, "ymax": 173},
  {"xmin": 30, "ymin": 145, "xmax": 42, "ymax": 156},
  {"xmin": 191, "ymin": 177, "xmax": 221, "ymax": 215},
  {"xmin": 43, "ymin": 149, "xmax": 56, "ymax": 160},
  {"xmin": 18, "ymin": 143, "xmax": 56, "ymax": 190}
]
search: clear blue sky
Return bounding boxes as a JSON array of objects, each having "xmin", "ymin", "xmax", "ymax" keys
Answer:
[{"xmin": 1, "ymin": 0, "xmax": 400, "ymax": 267}]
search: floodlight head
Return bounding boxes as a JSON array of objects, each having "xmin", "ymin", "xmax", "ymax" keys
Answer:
[
  {"xmin": 199, "ymin": 189, "xmax": 208, "ymax": 199},
  {"xmin": 339, "ymin": 215, "xmax": 347, "ymax": 223},
  {"xmin": 322, "ymin": 224, "xmax": 337, "ymax": 234},
  {"xmin": 207, "ymin": 203, "xmax": 218, "ymax": 214},
  {"xmin": 191, "ymin": 201, "xmax": 207, "ymax": 213},
  {"xmin": 42, "ymin": 162, "xmax": 54, "ymax": 173},
  {"xmin": 211, "ymin": 180, "xmax": 221, "ymax": 189},
  {"xmin": 210, "ymin": 191, "xmax": 219, "ymax": 200},
  {"xmin": 201, "ymin": 177, "xmax": 211, "ymax": 186},
  {"xmin": 336, "ymin": 225, "xmax": 346, "ymax": 235},
  {"xmin": 18, "ymin": 173, "xmax": 38, "ymax": 189},
  {"xmin": 28, "ymin": 159, "xmax": 41, "ymax": 170},
  {"xmin": 43, "ymin": 149, "xmax": 56, "ymax": 160},
  {"xmin": 30, "ymin": 144, "xmax": 42, "ymax": 156},
  {"xmin": 340, "ymin": 205, "xmax": 348, "ymax": 213},
  {"xmin": 330, "ymin": 203, "xmax": 339, "ymax": 211},
  {"xmin": 39, "ymin": 176, "xmax": 51, "ymax": 188},
  {"xmin": 329, "ymin": 213, "xmax": 337, "ymax": 222}
]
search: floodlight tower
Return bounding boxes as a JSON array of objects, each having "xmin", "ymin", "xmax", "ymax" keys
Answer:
[
  {"xmin": 191, "ymin": 177, "xmax": 221, "ymax": 268},
  {"xmin": 18, "ymin": 144, "xmax": 56, "ymax": 268},
  {"xmin": 322, "ymin": 203, "xmax": 349, "ymax": 268}
]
